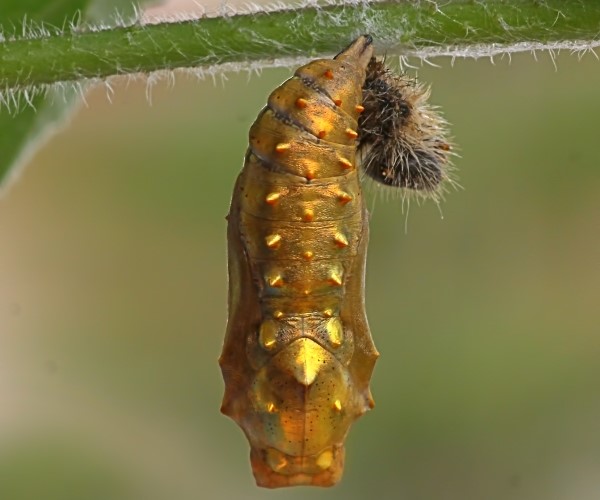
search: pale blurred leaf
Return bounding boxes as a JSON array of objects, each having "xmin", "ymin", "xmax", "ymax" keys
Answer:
[{"xmin": 0, "ymin": 0, "xmax": 161, "ymax": 192}]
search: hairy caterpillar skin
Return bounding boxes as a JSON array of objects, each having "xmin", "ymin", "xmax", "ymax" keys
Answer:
[
  {"xmin": 359, "ymin": 59, "xmax": 453, "ymax": 196},
  {"xmin": 220, "ymin": 35, "xmax": 379, "ymax": 488}
]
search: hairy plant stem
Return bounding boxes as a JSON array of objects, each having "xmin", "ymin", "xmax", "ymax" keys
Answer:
[{"xmin": 1, "ymin": 0, "xmax": 600, "ymax": 92}]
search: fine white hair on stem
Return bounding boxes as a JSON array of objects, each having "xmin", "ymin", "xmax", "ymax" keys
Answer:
[{"xmin": 0, "ymin": 1, "xmax": 599, "ymax": 114}]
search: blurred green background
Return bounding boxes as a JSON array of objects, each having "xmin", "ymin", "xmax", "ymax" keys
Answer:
[{"xmin": 1, "ymin": 42, "xmax": 599, "ymax": 500}]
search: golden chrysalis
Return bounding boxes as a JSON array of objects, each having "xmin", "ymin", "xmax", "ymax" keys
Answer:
[{"xmin": 220, "ymin": 35, "xmax": 452, "ymax": 489}]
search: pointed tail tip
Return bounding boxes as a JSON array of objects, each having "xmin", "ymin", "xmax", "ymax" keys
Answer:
[{"xmin": 335, "ymin": 34, "xmax": 374, "ymax": 67}]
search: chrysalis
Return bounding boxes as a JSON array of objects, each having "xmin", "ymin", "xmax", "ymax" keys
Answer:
[{"xmin": 220, "ymin": 35, "xmax": 451, "ymax": 488}]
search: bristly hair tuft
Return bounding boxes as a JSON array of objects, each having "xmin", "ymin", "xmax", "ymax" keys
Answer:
[{"xmin": 358, "ymin": 58, "xmax": 455, "ymax": 202}]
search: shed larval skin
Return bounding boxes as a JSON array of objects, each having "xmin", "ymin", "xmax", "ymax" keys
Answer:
[{"xmin": 220, "ymin": 36, "xmax": 379, "ymax": 488}]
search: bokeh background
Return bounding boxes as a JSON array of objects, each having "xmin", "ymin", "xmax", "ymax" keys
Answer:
[{"xmin": 1, "ymin": 3, "xmax": 599, "ymax": 500}]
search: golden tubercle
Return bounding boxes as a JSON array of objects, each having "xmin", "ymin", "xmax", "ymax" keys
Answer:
[
  {"xmin": 316, "ymin": 450, "xmax": 334, "ymax": 470},
  {"xmin": 355, "ymin": 104, "xmax": 365, "ymax": 113},
  {"xmin": 273, "ymin": 311, "xmax": 284, "ymax": 319},
  {"xmin": 326, "ymin": 317, "xmax": 343, "ymax": 347},
  {"xmin": 266, "ymin": 402, "xmax": 277, "ymax": 413},
  {"xmin": 338, "ymin": 157, "xmax": 353, "ymax": 170},
  {"xmin": 267, "ymin": 274, "xmax": 283, "ymax": 287},
  {"xmin": 302, "ymin": 208, "xmax": 314, "ymax": 222},
  {"xmin": 328, "ymin": 270, "xmax": 343, "ymax": 286},
  {"xmin": 303, "ymin": 250, "xmax": 314, "ymax": 260},
  {"xmin": 323, "ymin": 69, "xmax": 334, "ymax": 80},
  {"xmin": 265, "ymin": 192, "xmax": 281, "ymax": 205},
  {"xmin": 345, "ymin": 128, "xmax": 358, "ymax": 139},
  {"xmin": 337, "ymin": 191, "xmax": 352, "ymax": 204},
  {"xmin": 323, "ymin": 309, "xmax": 333, "ymax": 318},
  {"xmin": 266, "ymin": 448, "xmax": 288, "ymax": 472},
  {"xmin": 295, "ymin": 97, "xmax": 308, "ymax": 108},
  {"xmin": 333, "ymin": 232, "xmax": 349, "ymax": 248},
  {"xmin": 305, "ymin": 169, "xmax": 316, "ymax": 181},
  {"xmin": 368, "ymin": 394, "xmax": 376, "ymax": 409},
  {"xmin": 259, "ymin": 320, "xmax": 278, "ymax": 350},
  {"xmin": 333, "ymin": 399, "xmax": 342, "ymax": 411},
  {"xmin": 265, "ymin": 234, "xmax": 282, "ymax": 249},
  {"xmin": 275, "ymin": 143, "xmax": 291, "ymax": 153}
]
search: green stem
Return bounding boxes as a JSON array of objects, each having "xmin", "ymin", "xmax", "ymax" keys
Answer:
[{"xmin": 1, "ymin": 0, "xmax": 599, "ymax": 92}]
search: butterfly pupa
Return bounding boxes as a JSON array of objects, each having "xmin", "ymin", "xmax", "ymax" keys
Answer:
[
  {"xmin": 220, "ymin": 35, "xmax": 378, "ymax": 488},
  {"xmin": 219, "ymin": 34, "xmax": 452, "ymax": 489}
]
